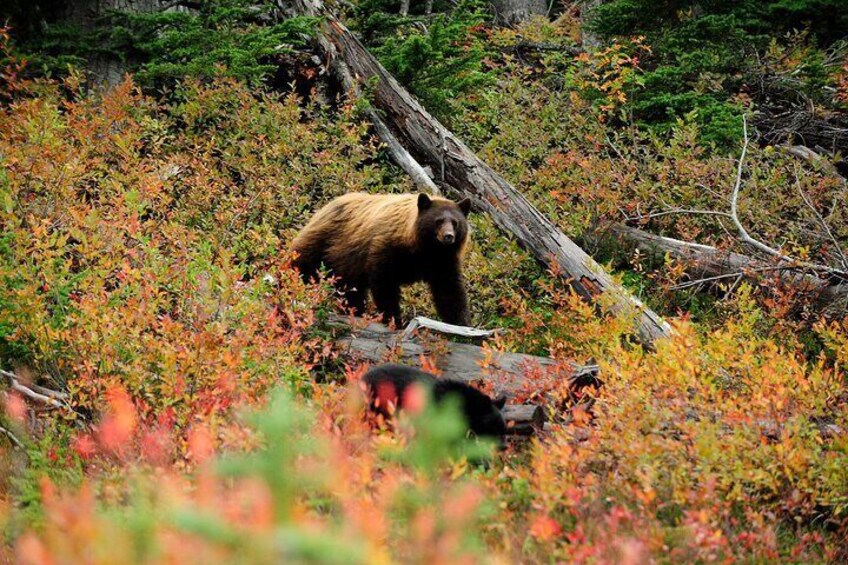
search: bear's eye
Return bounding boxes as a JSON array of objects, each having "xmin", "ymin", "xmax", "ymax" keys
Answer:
[{"xmin": 451, "ymin": 219, "xmax": 458, "ymax": 229}]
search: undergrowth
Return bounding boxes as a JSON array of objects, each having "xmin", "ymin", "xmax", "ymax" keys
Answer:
[{"xmin": 0, "ymin": 11, "xmax": 847, "ymax": 565}]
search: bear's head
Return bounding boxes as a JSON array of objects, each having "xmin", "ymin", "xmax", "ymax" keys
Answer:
[{"xmin": 415, "ymin": 193, "xmax": 471, "ymax": 250}]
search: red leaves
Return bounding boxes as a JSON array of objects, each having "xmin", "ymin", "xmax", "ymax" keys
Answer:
[
  {"xmin": 98, "ymin": 386, "xmax": 137, "ymax": 454},
  {"xmin": 71, "ymin": 433, "xmax": 97, "ymax": 461},
  {"xmin": 5, "ymin": 392, "xmax": 27, "ymax": 424},
  {"xmin": 529, "ymin": 514, "xmax": 562, "ymax": 542}
]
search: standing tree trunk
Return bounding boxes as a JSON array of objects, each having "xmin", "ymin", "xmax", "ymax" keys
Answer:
[
  {"xmin": 63, "ymin": 0, "xmax": 187, "ymax": 86},
  {"xmin": 578, "ymin": 0, "xmax": 606, "ymax": 49},
  {"xmin": 492, "ymin": 0, "xmax": 548, "ymax": 25},
  {"xmin": 288, "ymin": 0, "xmax": 673, "ymax": 346}
]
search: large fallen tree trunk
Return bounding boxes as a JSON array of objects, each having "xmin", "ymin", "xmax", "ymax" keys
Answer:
[
  {"xmin": 330, "ymin": 316, "xmax": 599, "ymax": 396},
  {"xmin": 289, "ymin": 0, "xmax": 673, "ymax": 346},
  {"xmin": 610, "ymin": 224, "xmax": 848, "ymax": 315},
  {"xmin": 329, "ymin": 315, "xmax": 599, "ymax": 435}
]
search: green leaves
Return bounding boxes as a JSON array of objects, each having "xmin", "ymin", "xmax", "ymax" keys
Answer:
[{"xmin": 104, "ymin": 3, "xmax": 318, "ymax": 86}]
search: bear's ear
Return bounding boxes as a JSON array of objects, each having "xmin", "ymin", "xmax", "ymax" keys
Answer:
[
  {"xmin": 417, "ymin": 193, "xmax": 433, "ymax": 212},
  {"xmin": 493, "ymin": 395, "xmax": 507, "ymax": 410},
  {"xmin": 458, "ymin": 197, "xmax": 472, "ymax": 216}
]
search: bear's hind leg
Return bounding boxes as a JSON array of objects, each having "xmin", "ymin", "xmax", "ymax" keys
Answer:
[{"xmin": 370, "ymin": 279, "xmax": 402, "ymax": 327}]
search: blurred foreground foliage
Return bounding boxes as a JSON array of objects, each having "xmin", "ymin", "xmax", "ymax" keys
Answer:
[{"xmin": 0, "ymin": 8, "xmax": 847, "ymax": 565}]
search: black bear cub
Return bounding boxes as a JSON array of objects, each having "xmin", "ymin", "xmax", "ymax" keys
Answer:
[{"xmin": 362, "ymin": 363, "xmax": 507, "ymax": 441}]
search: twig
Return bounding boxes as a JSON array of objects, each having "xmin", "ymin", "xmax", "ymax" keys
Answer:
[
  {"xmin": 0, "ymin": 424, "xmax": 24, "ymax": 450},
  {"xmin": 1, "ymin": 369, "xmax": 67, "ymax": 409},
  {"xmin": 795, "ymin": 169, "xmax": 848, "ymax": 271},
  {"xmin": 29, "ymin": 382, "xmax": 69, "ymax": 401},
  {"xmin": 625, "ymin": 208, "xmax": 732, "ymax": 223},
  {"xmin": 668, "ymin": 272, "xmax": 748, "ymax": 291},
  {"xmin": 729, "ymin": 117, "xmax": 848, "ymax": 280}
]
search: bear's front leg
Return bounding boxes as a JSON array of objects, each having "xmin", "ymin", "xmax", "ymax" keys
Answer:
[
  {"xmin": 370, "ymin": 279, "xmax": 402, "ymax": 327},
  {"xmin": 429, "ymin": 272, "xmax": 470, "ymax": 326}
]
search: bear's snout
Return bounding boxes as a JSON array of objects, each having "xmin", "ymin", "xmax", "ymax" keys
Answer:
[{"xmin": 437, "ymin": 225, "xmax": 456, "ymax": 245}]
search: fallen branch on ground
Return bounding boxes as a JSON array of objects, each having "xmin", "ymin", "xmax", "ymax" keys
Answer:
[
  {"xmin": 608, "ymin": 224, "xmax": 848, "ymax": 314},
  {"xmin": 1, "ymin": 369, "xmax": 68, "ymax": 409},
  {"xmin": 0, "ymin": 424, "xmax": 24, "ymax": 449},
  {"xmin": 399, "ymin": 316, "xmax": 498, "ymax": 341},
  {"xmin": 730, "ymin": 117, "xmax": 848, "ymax": 281}
]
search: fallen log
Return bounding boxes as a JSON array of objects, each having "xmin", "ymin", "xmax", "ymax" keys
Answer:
[
  {"xmin": 330, "ymin": 316, "xmax": 582, "ymax": 435},
  {"xmin": 330, "ymin": 316, "xmax": 599, "ymax": 397},
  {"xmin": 289, "ymin": 0, "xmax": 672, "ymax": 347},
  {"xmin": 501, "ymin": 404, "xmax": 545, "ymax": 435},
  {"xmin": 609, "ymin": 224, "xmax": 848, "ymax": 315}
]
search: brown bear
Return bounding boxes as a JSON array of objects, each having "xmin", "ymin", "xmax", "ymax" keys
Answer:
[{"xmin": 291, "ymin": 192, "xmax": 472, "ymax": 326}]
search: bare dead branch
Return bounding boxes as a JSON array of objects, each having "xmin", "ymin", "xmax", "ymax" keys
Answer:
[
  {"xmin": 795, "ymin": 170, "xmax": 848, "ymax": 271},
  {"xmin": 625, "ymin": 208, "xmax": 733, "ymax": 223},
  {"xmin": 0, "ymin": 424, "xmax": 24, "ymax": 450},
  {"xmin": 782, "ymin": 145, "xmax": 845, "ymax": 180},
  {"xmin": 399, "ymin": 316, "xmax": 498, "ymax": 342},
  {"xmin": 1, "ymin": 369, "xmax": 67, "ymax": 409},
  {"xmin": 608, "ymin": 224, "xmax": 848, "ymax": 314},
  {"xmin": 729, "ymin": 117, "xmax": 848, "ymax": 281}
]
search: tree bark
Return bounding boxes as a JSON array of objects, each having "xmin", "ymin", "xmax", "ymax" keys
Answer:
[
  {"xmin": 609, "ymin": 224, "xmax": 848, "ymax": 315},
  {"xmin": 289, "ymin": 0, "xmax": 673, "ymax": 346},
  {"xmin": 329, "ymin": 315, "xmax": 600, "ymax": 398},
  {"xmin": 491, "ymin": 0, "xmax": 548, "ymax": 25},
  {"xmin": 62, "ymin": 0, "xmax": 193, "ymax": 86},
  {"xmin": 501, "ymin": 404, "xmax": 545, "ymax": 435}
]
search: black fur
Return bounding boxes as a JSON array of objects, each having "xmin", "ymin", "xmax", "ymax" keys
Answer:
[{"xmin": 362, "ymin": 363, "xmax": 507, "ymax": 441}]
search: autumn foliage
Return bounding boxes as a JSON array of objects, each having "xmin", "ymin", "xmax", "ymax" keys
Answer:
[{"xmin": 1, "ymin": 18, "xmax": 847, "ymax": 565}]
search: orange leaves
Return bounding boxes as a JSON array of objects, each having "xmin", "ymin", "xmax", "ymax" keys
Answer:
[
  {"xmin": 98, "ymin": 386, "xmax": 137, "ymax": 453},
  {"xmin": 188, "ymin": 425, "xmax": 215, "ymax": 465},
  {"xmin": 4, "ymin": 392, "xmax": 27, "ymax": 425},
  {"xmin": 529, "ymin": 514, "xmax": 562, "ymax": 542}
]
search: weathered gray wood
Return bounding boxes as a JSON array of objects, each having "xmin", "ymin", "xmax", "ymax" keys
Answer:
[
  {"xmin": 289, "ymin": 0, "xmax": 673, "ymax": 346},
  {"xmin": 330, "ymin": 316, "xmax": 599, "ymax": 397},
  {"xmin": 502, "ymin": 404, "xmax": 545, "ymax": 435},
  {"xmin": 400, "ymin": 316, "xmax": 498, "ymax": 341},
  {"xmin": 610, "ymin": 223, "xmax": 848, "ymax": 315},
  {"xmin": 492, "ymin": 0, "xmax": 548, "ymax": 25},
  {"xmin": 301, "ymin": 12, "xmax": 440, "ymax": 194}
]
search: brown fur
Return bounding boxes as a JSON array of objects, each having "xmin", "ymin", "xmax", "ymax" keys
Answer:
[{"xmin": 292, "ymin": 192, "xmax": 471, "ymax": 325}]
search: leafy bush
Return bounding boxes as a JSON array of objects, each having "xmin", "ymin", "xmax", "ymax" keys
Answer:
[
  {"xmin": 1, "ymin": 1, "xmax": 316, "ymax": 86},
  {"xmin": 0, "ymin": 73, "xmax": 397, "ymax": 441},
  {"xmin": 12, "ymin": 386, "xmax": 496, "ymax": 563},
  {"xmin": 586, "ymin": 0, "xmax": 848, "ymax": 148},
  {"xmin": 351, "ymin": 0, "xmax": 493, "ymax": 122}
]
